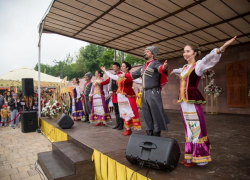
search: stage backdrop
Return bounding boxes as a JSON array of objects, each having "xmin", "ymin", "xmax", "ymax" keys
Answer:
[{"xmin": 226, "ymin": 61, "xmax": 248, "ymax": 108}]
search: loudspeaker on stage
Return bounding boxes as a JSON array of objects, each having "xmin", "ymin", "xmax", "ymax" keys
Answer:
[
  {"xmin": 21, "ymin": 111, "xmax": 38, "ymax": 133},
  {"xmin": 57, "ymin": 113, "xmax": 74, "ymax": 129},
  {"xmin": 125, "ymin": 134, "xmax": 181, "ymax": 172},
  {"xmin": 22, "ymin": 78, "xmax": 34, "ymax": 96}
]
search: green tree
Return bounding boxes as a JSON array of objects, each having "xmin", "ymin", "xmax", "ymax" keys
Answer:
[
  {"xmin": 34, "ymin": 44, "xmax": 144, "ymax": 80},
  {"xmin": 75, "ymin": 44, "xmax": 114, "ymax": 74},
  {"xmin": 124, "ymin": 54, "xmax": 145, "ymax": 65}
]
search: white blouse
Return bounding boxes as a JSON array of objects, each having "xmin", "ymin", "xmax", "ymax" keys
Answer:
[
  {"xmin": 75, "ymin": 85, "xmax": 81, "ymax": 99},
  {"xmin": 104, "ymin": 71, "xmax": 142, "ymax": 84},
  {"xmin": 89, "ymin": 79, "xmax": 109, "ymax": 98},
  {"xmin": 173, "ymin": 48, "xmax": 222, "ymax": 77}
]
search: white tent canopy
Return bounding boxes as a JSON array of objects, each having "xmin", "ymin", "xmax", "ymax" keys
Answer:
[{"xmin": 0, "ymin": 67, "xmax": 62, "ymax": 87}]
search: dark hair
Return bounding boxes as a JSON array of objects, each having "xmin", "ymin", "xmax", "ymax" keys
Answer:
[
  {"xmin": 122, "ymin": 61, "xmax": 132, "ymax": 71},
  {"xmin": 74, "ymin": 78, "xmax": 80, "ymax": 84},
  {"xmin": 185, "ymin": 44, "xmax": 201, "ymax": 56},
  {"xmin": 96, "ymin": 70, "xmax": 103, "ymax": 77},
  {"xmin": 113, "ymin": 62, "xmax": 120, "ymax": 68}
]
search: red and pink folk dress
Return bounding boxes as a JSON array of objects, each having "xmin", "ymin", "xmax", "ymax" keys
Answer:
[{"xmin": 104, "ymin": 71, "xmax": 142, "ymax": 133}]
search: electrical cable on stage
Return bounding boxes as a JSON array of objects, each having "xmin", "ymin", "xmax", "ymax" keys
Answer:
[{"xmin": 130, "ymin": 161, "xmax": 144, "ymax": 180}]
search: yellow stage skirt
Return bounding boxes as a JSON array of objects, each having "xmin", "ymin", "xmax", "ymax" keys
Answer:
[
  {"xmin": 40, "ymin": 118, "xmax": 68, "ymax": 142},
  {"xmin": 92, "ymin": 149, "xmax": 151, "ymax": 180}
]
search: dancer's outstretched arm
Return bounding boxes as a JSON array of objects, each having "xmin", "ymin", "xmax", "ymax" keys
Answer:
[
  {"xmin": 101, "ymin": 66, "xmax": 118, "ymax": 80},
  {"xmin": 170, "ymin": 67, "xmax": 183, "ymax": 76},
  {"xmin": 170, "ymin": 36, "xmax": 237, "ymax": 76},
  {"xmin": 195, "ymin": 36, "xmax": 237, "ymax": 76}
]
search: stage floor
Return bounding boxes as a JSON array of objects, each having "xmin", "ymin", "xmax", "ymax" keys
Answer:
[{"xmin": 42, "ymin": 110, "xmax": 250, "ymax": 180}]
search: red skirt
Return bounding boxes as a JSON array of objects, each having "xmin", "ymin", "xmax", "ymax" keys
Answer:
[{"xmin": 123, "ymin": 97, "xmax": 141, "ymax": 130}]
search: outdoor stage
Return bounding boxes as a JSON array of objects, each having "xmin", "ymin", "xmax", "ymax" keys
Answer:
[{"xmin": 38, "ymin": 110, "xmax": 250, "ymax": 180}]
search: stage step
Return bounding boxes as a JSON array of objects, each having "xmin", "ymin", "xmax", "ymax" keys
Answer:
[
  {"xmin": 38, "ymin": 151, "xmax": 74, "ymax": 180},
  {"xmin": 52, "ymin": 141, "xmax": 93, "ymax": 172},
  {"xmin": 38, "ymin": 141, "xmax": 95, "ymax": 180},
  {"xmin": 68, "ymin": 135, "xmax": 94, "ymax": 155}
]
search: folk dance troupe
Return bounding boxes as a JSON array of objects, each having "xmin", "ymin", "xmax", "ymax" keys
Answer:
[{"xmin": 71, "ymin": 36, "xmax": 236, "ymax": 167}]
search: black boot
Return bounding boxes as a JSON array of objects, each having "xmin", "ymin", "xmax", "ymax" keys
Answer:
[
  {"xmin": 82, "ymin": 114, "xmax": 89, "ymax": 123},
  {"xmin": 113, "ymin": 114, "xmax": 120, "ymax": 129},
  {"xmin": 153, "ymin": 131, "xmax": 161, "ymax": 137},
  {"xmin": 117, "ymin": 118, "xmax": 124, "ymax": 130},
  {"xmin": 146, "ymin": 130, "xmax": 153, "ymax": 136}
]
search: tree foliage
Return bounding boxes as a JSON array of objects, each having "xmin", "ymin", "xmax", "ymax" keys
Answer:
[{"xmin": 34, "ymin": 44, "xmax": 144, "ymax": 80}]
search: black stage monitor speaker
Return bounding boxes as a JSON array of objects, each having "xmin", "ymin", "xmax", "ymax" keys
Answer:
[
  {"xmin": 125, "ymin": 134, "xmax": 181, "ymax": 172},
  {"xmin": 22, "ymin": 78, "xmax": 34, "ymax": 96},
  {"xmin": 57, "ymin": 113, "xmax": 74, "ymax": 129},
  {"xmin": 21, "ymin": 111, "xmax": 38, "ymax": 133}
]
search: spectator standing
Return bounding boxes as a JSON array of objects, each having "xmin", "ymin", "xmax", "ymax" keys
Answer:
[
  {"xmin": 0, "ymin": 93, "xmax": 5, "ymax": 123},
  {"xmin": 1, "ymin": 105, "xmax": 8, "ymax": 126},
  {"xmin": 4, "ymin": 91, "xmax": 11, "ymax": 105},
  {"xmin": 33, "ymin": 101, "xmax": 38, "ymax": 112},
  {"xmin": 19, "ymin": 91, "xmax": 23, "ymax": 99},
  {"xmin": 8, "ymin": 94, "xmax": 21, "ymax": 129}
]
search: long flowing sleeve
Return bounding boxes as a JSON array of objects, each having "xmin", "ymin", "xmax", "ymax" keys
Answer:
[
  {"xmin": 173, "ymin": 67, "xmax": 183, "ymax": 76},
  {"xmin": 195, "ymin": 48, "xmax": 221, "ymax": 76},
  {"xmin": 104, "ymin": 71, "xmax": 118, "ymax": 80},
  {"xmin": 89, "ymin": 84, "xmax": 94, "ymax": 97},
  {"xmin": 76, "ymin": 86, "xmax": 81, "ymax": 98},
  {"xmin": 103, "ymin": 84, "xmax": 109, "ymax": 98},
  {"xmin": 100, "ymin": 78, "xmax": 110, "ymax": 85}
]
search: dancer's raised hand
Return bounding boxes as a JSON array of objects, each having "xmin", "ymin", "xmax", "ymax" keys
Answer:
[
  {"xmin": 100, "ymin": 66, "xmax": 106, "ymax": 72},
  {"xmin": 163, "ymin": 60, "xmax": 168, "ymax": 70},
  {"xmin": 220, "ymin": 36, "xmax": 237, "ymax": 52}
]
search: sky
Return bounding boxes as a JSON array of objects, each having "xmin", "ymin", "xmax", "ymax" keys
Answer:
[{"xmin": 0, "ymin": 0, "xmax": 88, "ymax": 75}]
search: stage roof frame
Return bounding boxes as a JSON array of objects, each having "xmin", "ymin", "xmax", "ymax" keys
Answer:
[{"xmin": 39, "ymin": 0, "xmax": 250, "ymax": 60}]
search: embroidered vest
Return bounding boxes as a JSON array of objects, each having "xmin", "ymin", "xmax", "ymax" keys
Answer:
[
  {"xmin": 178, "ymin": 64, "xmax": 206, "ymax": 104},
  {"xmin": 116, "ymin": 75, "xmax": 135, "ymax": 97}
]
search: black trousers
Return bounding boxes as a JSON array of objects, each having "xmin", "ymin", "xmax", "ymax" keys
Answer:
[
  {"xmin": 113, "ymin": 103, "xmax": 119, "ymax": 116},
  {"xmin": 85, "ymin": 113, "xmax": 89, "ymax": 121}
]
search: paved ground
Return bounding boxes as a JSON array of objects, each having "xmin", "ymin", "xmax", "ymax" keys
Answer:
[{"xmin": 0, "ymin": 124, "xmax": 51, "ymax": 180}]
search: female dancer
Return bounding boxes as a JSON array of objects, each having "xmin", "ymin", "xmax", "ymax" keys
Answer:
[
  {"xmin": 89, "ymin": 70, "xmax": 111, "ymax": 126},
  {"xmin": 101, "ymin": 61, "xmax": 142, "ymax": 136},
  {"xmin": 170, "ymin": 36, "xmax": 237, "ymax": 167},
  {"xmin": 71, "ymin": 78, "xmax": 84, "ymax": 121}
]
